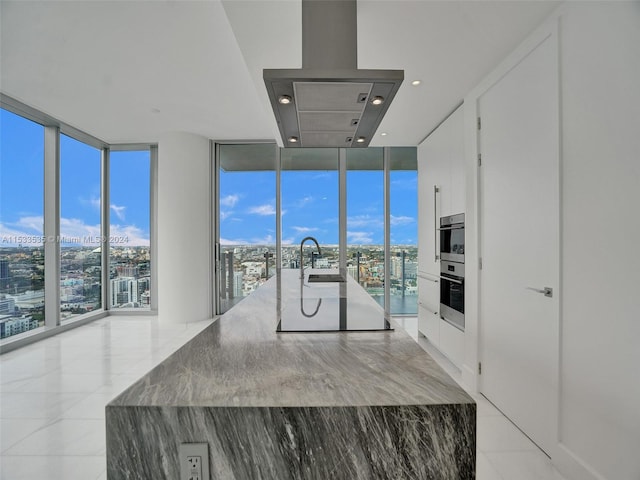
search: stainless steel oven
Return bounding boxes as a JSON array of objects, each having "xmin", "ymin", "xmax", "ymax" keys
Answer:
[
  {"xmin": 440, "ymin": 213, "xmax": 465, "ymax": 263},
  {"xmin": 440, "ymin": 260, "xmax": 464, "ymax": 331}
]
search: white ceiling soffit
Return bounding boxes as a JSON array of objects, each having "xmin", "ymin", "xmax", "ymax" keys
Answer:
[
  {"xmin": 0, "ymin": 0, "xmax": 275, "ymax": 144},
  {"xmin": 224, "ymin": 0, "xmax": 560, "ymax": 147},
  {"xmin": 0, "ymin": 0, "xmax": 561, "ymax": 146},
  {"xmin": 221, "ymin": 0, "xmax": 302, "ymax": 147},
  {"xmin": 356, "ymin": 0, "xmax": 561, "ymax": 146}
]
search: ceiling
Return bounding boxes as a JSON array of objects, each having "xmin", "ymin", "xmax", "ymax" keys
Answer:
[{"xmin": 0, "ymin": 0, "xmax": 560, "ymax": 146}]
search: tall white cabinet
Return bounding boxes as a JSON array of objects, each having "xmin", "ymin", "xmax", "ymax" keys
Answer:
[{"xmin": 417, "ymin": 105, "xmax": 465, "ymax": 368}]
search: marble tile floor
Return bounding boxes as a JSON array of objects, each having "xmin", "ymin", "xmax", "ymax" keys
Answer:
[{"xmin": 1, "ymin": 315, "xmax": 566, "ymax": 480}]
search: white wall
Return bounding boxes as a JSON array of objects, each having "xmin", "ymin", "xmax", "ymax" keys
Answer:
[
  {"xmin": 556, "ymin": 3, "xmax": 640, "ymax": 479},
  {"xmin": 157, "ymin": 132, "xmax": 213, "ymax": 323},
  {"xmin": 460, "ymin": 3, "xmax": 640, "ymax": 479}
]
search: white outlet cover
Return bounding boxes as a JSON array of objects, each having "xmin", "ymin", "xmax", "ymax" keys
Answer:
[{"xmin": 179, "ymin": 443, "xmax": 210, "ymax": 480}]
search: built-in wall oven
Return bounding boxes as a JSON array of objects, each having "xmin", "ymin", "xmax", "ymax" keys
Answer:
[
  {"xmin": 440, "ymin": 213, "xmax": 465, "ymax": 263},
  {"xmin": 440, "ymin": 260, "xmax": 465, "ymax": 331}
]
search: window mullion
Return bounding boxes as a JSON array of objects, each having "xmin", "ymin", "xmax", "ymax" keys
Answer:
[
  {"xmin": 44, "ymin": 126, "xmax": 60, "ymax": 327},
  {"xmin": 383, "ymin": 146, "xmax": 391, "ymax": 319},
  {"xmin": 102, "ymin": 147, "xmax": 110, "ymax": 311}
]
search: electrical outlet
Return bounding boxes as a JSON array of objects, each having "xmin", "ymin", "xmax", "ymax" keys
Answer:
[{"xmin": 179, "ymin": 443, "xmax": 209, "ymax": 480}]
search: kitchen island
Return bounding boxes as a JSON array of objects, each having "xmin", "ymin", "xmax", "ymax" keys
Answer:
[{"xmin": 106, "ymin": 269, "xmax": 475, "ymax": 479}]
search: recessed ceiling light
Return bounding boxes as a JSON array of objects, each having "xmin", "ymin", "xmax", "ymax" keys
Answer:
[
  {"xmin": 411, "ymin": 80, "xmax": 421, "ymax": 86},
  {"xmin": 278, "ymin": 95, "xmax": 292, "ymax": 105},
  {"xmin": 356, "ymin": 137, "xmax": 366, "ymax": 143},
  {"xmin": 288, "ymin": 136, "xmax": 298, "ymax": 143},
  {"xmin": 370, "ymin": 96, "xmax": 384, "ymax": 106},
  {"xmin": 380, "ymin": 132, "xmax": 388, "ymax": 136}
]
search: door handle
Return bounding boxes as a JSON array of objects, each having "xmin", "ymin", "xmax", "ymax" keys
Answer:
[{"xmin": 526, "ymin": 286, "xmax": 553, "ymax": 298}]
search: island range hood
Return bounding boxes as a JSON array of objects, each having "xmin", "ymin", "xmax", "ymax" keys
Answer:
[{"xmin": 263, "ymin": 0, "xmax": 404, "ymax": 148}]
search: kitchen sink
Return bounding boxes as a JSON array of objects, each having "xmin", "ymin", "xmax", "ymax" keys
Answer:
[{"xmin": 307, "ymin": 273, "xmax": 346, "ymax": 283}]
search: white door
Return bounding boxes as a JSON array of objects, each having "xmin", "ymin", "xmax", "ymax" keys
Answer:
[{"xmin": 478, "ymin": 32, "xmax": 559, "ymax": 455}]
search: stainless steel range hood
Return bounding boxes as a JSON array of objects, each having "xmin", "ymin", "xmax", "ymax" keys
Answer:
[{"xmin": 263, "ymin": 0, "xmax": 404, "ymax": 148}]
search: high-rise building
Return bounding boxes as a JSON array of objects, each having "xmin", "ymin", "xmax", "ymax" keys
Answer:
[
  {"xmin": 111, "ymin": 277, "xmax": 136, "ymax": 306},
  {"xmin": 0, "ymin": 258, "xmax": 9, "ymax": 288},
  {"xmin": 233, "ymin": 271, "xmax": 243, "ymax": 298},
  {"xmin": 0, "ymin": 296, "xmax": 16, "ymax": 315}
]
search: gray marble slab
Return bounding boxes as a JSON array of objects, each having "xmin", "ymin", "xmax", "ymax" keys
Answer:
[{"xmin": 107, "ymin": 269, "xmax": 476, "ymax": 479}]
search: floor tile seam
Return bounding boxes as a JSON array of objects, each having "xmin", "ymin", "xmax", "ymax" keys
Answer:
[
  {"xmin": 0, "ymin": 417, "xmax": 60, "ymax": 451},
  {"xmin": 477, "ymin": 451, "xmax": 506, "ymax": 480},
  {"xmin": 0, "ymin": 453, "xmax": 107, "ymax": 457},
  {"xmin": 0, "ymin": 394, "xmax": 92, "ymax": 420},
  {"xmin": 477, "ymin": 446, "xmax": 542, "ymax": 454},
  {"xmin": 1, "ymin": 385, "xmax": 106, "ymax": 395}
]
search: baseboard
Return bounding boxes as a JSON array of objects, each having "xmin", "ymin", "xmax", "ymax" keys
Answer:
[
  {"xmin": 461, "ymin": 363, "xmax": 477, "ymax": 392},
  {"xmin": 554, "ymin": 443, "xmax": 606, "ymax": 480}
]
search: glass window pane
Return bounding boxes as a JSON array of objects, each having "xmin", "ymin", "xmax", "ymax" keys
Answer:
[
  {"xmin": 218, "ymin": 144, "xmax": 276, "ymax": 313},
  {"xmin": 0, "ymin": 109, "xmax": 45, "ymax": 338},
  {"xmin": 109, "ymin": 150, "xmax": 151, "ymax": 310},
  {"xmin": 281, "ymin": 148, "xmax": 339, "ymax": 270},
  {"xmin": 346, "ymin": 148, "xmax": 384, "ymax": 306},
  {"xmin": 60, "ymin": 134, "xmax": 102, "ymax": 320},
  {"xmin": 390, "ymin": 147, "xmax": 418, "ymax": 315}
]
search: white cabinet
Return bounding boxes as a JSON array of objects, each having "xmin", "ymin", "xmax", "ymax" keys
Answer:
[
  {"xmin": 418, "ymin": 274, "xmax": 440, "ymax": 344},
  {"xmin": 417, "ymin": 104, "xmax": 465, "ymax": 369}
]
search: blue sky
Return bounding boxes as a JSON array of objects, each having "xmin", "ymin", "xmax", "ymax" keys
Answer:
[
  {"xmin": 2, "ymin": 107, "xmax": 416, "ymax": 248},
  {"xmin": 220, "ymin": 167, "xmax": 417, "ymax": 246},
  {"xmin": 1, "ymin": 108, "xmax": 150, "ymax": 247}
]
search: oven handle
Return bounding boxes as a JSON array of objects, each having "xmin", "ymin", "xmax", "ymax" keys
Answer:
[
  {"xmin": 437, "ymin": 225, "xmax": 464, "ymax": 231},
  {"xmin": 440, "ymin": 275, "xmax": 463, "ymax": 285}
]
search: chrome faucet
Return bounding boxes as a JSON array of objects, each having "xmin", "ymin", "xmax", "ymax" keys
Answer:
[{"xmin": 300, "ymin": 236, "xmax": 321, "ymax": 279}]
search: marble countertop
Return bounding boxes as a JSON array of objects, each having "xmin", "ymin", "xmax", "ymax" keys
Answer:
[{"xmin": 109, "ymin": 269, "xmax": 473, "ymax": 409}]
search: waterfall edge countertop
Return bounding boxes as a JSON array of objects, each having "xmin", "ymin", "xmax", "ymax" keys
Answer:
[{"xmin": 109, "ymin": 269, "xmax": 473, "ymax": 409}]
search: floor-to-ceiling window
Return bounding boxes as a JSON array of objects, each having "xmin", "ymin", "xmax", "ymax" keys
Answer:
[
  {"xmin": 59, "ymin": 134, "xmax": 103, "ymax": 320},
  {"xmin": 217, "ymin": 144, "xmax": 277, "ymax": 313},
  {"xmin": 109, "ymin": 149, "xmax": 151, "ymax": 310},
  {"xmin": 346, "ymin": 148, "xmax": 385, "ymax": 304},
  {"xmin": 0, "ymin": 108, "xmax": 45, "ymax": 339},
  {"xmin": 281, "ymin": 148, "xmax": 339, "ymax": 270},
  {"xmin": 215, "ymin": 144, "xmax": 417, "ymax": 316},
  {"xmin": 390, "ymin": 147, "xmax": 418, "ymax": 315},
  {"xmin": 1, "ymin": 97, "xmax": 157, "ymax": 350}
]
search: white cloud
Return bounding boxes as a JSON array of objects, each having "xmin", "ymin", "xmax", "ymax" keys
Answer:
[
  {"xmin": 2, "ymin": 215, "xmax": 148, "ymax": 247},
  {"xmin": 110, "ymin": 204, "xmax": 126, "ymax": 221},
  {"xmin": 347, "ymin": 215, "xmax": 383, "ymax": 229},
  {"xmin": 250, "ymin": 234, "xmax": 275, "ymax": 245},
  {"xmin": 295, "ymin": 196, "xmax": 313, "ymax": 208},
  {"xmin": 89, "ymin": 196, "xmax": 101, "ymax": 209},
  {"xmin": 220, "ymin": 194, "xmax": 239, "ymax": 207},
  {"xmin": 390, "ymin": 215, "xmax": 414, "ymax": 226},
  {"xmin": 292, "ymin": 226, "xmax": 318, "ymax": 234},
  {"xmin": 391, "ymin": 177, "xmax": 417, "ymax": 189},
  {"xmin": 220, "ymin": 235, "xmax": 275, "ymax": 246},
  {"xmin": 248, "ymin": 204, "xmax": 276, "ymax": 216},
  {"xmin": 219, "ymin": 237, "xmax": 247, "ymax": 246},
  {"xmin": 109, "ymin": 224, "xmax": 150, "ymax": 246},
  {"xmin": 347, "ymin": 231, "xmax": 374, "ymax": 244},
  {"xmin": 0, "ymin": 221, "xmax": 44, "ymax": 246},
  {"xmin": 13, "ymin": 216, "xmax": 44, "ymax": 233},
  {"xmin": 59, "ymin": 217, "xmax": 101, "ymax": 242}
]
